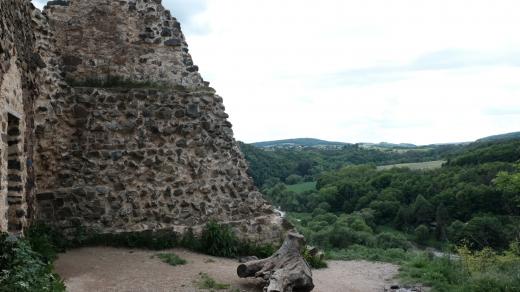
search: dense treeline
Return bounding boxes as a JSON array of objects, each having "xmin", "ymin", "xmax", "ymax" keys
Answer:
[
  {"xmin": 239, "ymin": 142, "xmax": 462, "ymax": 187},
  {"xmin": 254, "ymin": 136, "xmax": 520, "ymax": 290},
  {"xmin": 259, "ymin": 139, "xmax": 520, "ymax": 251},
  {"xmin": 446, "ymin": 139, "xmax": 520, "ymax": 166}
]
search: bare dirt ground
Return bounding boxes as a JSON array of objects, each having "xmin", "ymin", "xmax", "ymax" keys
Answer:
[{"xmin": 55, "ymin": 247, "xmax": 400, "ymax": 292}]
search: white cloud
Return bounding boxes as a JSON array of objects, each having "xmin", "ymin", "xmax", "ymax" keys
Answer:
[
  {"xmin": 32, "ymin": 0, "xmax": 520, "ymax": 144},
  {"xmin": 178, "ymin": 0, "xmax": 520, "ymax": 144}
]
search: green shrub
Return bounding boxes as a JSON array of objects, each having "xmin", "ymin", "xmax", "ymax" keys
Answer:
[
  {"xmin": 327, "ymin": 245, "xmax": 410, "ymax": 264},
  {"xmin": 0, "ymin": 234, "xmax": 65, "ymax": 292},
  {"xmin": 333, "ymin": 214, "xmax": 373, "ymax": 234},
  {"xmin": 375, "ymin": 232, "xmax": 412, "ymax": 250},
  {"xmin": 199, "ymin": 221, "xmax": 238, "ymax": 258},
  {"xmin": 180, "ymin": 228, "xmax": 202, "ymax": 251},
  {"xmin": 414, "ymin": 224, "xmax": 430, "ymax": 244},
  {"xmin": 156, "ymin": 253, "xmax": 187, "ymax": 266},
  {"xmin": 237, "ymin": 241, "xmax": 277, "ymax": 259},
  {"xmin": 26, "ymin": 222, "xmax": 277, "ymax": 260},
  {"xmin": 25, "ymin": 223, "xmax": 65, "ymax": 262},
  {"xmin": 400, "ymin": 253, "xmax": 467, "ymax": 291},
  {"xmin": 329, "ymin": 226, "xmax": 375, "ymax": 248},
  {"xmin": 463, "ymin": 216, "xmax": 510, "ymax": 249},
  {"xmin": 447, "ymin": 220, "xmax": 465, "ymax": 243},
  {"xmin": 286, "ymin": 174, "xmax": 304, "ymax": 185}
]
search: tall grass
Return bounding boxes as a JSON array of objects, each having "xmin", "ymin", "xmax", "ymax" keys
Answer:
[
  {"xmin": 328, "ymin": 242, "xmax": 520, "ymax": 291},
  {"xmin": 26, "ymin": 222, "xmax": 278, "ymax": 259},
  {"xmin": 196, "ymin": 272, "xmax": 230, "ymax": 290},
  {"xmin": 156, "ymin": 253, "xmax": 187, "ymax": 266}
]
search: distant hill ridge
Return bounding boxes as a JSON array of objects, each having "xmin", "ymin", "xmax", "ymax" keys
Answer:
[
  {"xmin": 252, "ymin": 138, "xmax": 349, "ymax": 148},
  {"xmin": 252, "ymin": 131, "xmax": 520, "ymax": 149},
  {"xmin": 476, "ymin": 131, "xmax": 520, "ymax": 143}
]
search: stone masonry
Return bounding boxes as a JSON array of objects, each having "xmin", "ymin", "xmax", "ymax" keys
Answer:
[
  {"xmin": 0, "ymin": 0, "xmax": 287, "ymax": 243},
  {"xmin": 0, "ymin": 0, "xmax": 46, "ymax": 234},
  {"xmin": 45, "ymin": 0, "xmax": 205, "ymax": 87}
]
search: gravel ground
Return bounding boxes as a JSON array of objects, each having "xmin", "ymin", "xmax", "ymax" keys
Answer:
[{"xmin": 54, "ymin": 247, "xmax": 400, "ymax": 292}]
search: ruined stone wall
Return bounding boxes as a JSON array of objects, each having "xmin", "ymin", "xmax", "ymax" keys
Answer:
[
  {"xmin": 0, "ymin": 0, "xmax": 286, "ymax": 242},
  {"xmin": 0, "ymin": 0, "xmax": 45, "ymax": 233},
  {"xmin": 35, "ymin": 86, "xmax": 285, "ymax": 241},
  {"xmin": 32, "ymin": 0, "xmax": 287, "ymax": 242},
  {"xmin": 45, "ymin": 0, "xmax": 205, "ymax": 87}
]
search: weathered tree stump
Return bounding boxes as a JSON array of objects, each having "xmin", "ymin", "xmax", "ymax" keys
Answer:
[{"xmin": 237, "ymin": 232, "xmax": 314, "ymax": 292}]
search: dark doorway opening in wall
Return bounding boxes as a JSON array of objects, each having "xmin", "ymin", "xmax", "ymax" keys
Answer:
[{"xmin": 7, "ymin": 113, "xmax": 23, "ymax": 233}]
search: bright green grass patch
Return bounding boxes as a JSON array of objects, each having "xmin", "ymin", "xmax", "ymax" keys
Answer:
[
  {"xmin": 156, "ymin": 253, "xmax": 187, "ymax": 266},
  {"xmin": 197, "ymin": 272, "xmax": 230, "ymax": 290},
  {"xmin": 377, "ymin": 160, "xmax": 446, "ymax": 171},
  {"xmin": 286, "ymin": 181, "xmax": 317, "ymax": 193},
  {"xmin": 327, "ymin": 245, "xmax": 412, "ymax": 264}
]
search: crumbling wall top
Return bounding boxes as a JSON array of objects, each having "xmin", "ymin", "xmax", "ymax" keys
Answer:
[{"xmin": 45, "ymin": 0, "xmax": 205, "ymax": 87}]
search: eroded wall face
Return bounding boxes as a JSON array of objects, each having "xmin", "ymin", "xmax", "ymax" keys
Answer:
[
  {"xmin": 0, "ymin": 0, "xmax": 43, "ymax": 233},
  {"xmin": 32, "ymin": 0, "xmax": 288, "ymax": 242},
  {"xmin": 35, "ymin": 87, "xmax": 284, "ymax": 242},
  {"xmin": 46, "ymin": 0, "xmax": 205, "ymax": 87},
  {"xmin": 0, "ymin": 0, "xmax": 286, "ymax": 241},
  {"xmin": 0, "ymin": 62, "xmax": 27, "ymax": 233}
]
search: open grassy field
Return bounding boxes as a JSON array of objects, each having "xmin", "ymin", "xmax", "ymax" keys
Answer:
[
  {"xmin": 286, "ymin": 181, "xmax": 317, "ymax": 193},
  {"xmin": 377, "ymin": 160, "xmax": 446, "ymax": 171}
]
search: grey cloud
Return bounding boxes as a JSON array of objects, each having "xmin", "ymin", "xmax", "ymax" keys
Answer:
[
  {"xmin": 316, "ymin": 49, "xmax": 520, "ymax": 87},
  {"xmin": 410, "ymin": 49, "xmax": 520, "ymax": 71}
]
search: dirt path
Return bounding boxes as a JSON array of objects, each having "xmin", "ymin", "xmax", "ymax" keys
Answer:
[{"xmin": 54, "ymin": 247, "xmax": 400, "ymax": 292}]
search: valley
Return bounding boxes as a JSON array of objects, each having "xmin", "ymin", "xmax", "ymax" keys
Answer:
[{"xmin": 242, "ymin": 134, "xmax": 520, "ymax": 291}]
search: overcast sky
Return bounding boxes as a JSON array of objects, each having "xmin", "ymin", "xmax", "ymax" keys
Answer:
[{"xmin": 33, "ymin": 0, "xmax": 520, "ymax": 145}]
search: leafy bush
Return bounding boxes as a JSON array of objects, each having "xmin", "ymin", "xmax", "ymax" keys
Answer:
[
  {"xmin": 27, "ymin": 222, "xmax": 277, "ymax": 261},
  {"xmin": 25, "ymin": 223, "xmax": 65, "ymax": 262},
  {"xmin": 400, "ymin": 253, "xmax": 466, "ymax": 291},
  {"xmin": 199, "ymin": 221, "xmax": 238, "ymax": 257},
  {"xmin": 414, "ymin": 225, "xmax": 430, "ymax": 244},
  {"xmin": 463, "ymin": 216, "xmax": 510, "ymax": 249},
  {"xmin": 0, "ymin": 234, "xmax": 65, "ymax": 292},
  {"xmin": 329, "ymin": 226, "xmax": 375, "ymax": 248},
  {"xmin": 399, "ymin": 243, "xmax": 520, "ymax": 291},
  {"xmin": 375, "ymin": 232, "xmax": 412, "ymax": 250},
  {"xmin": 179, "ymin": 228, "xmax": 202, "ymax": 251},
  {"xmin": 237, "ymin": 241, "xmax": 278, "ymax": 259},
  {"xmin": 327, "ymin": 245, "xmax": 411, "ymax": 264},
  {"xmin": 447, "ymin": 220, "xmax": 465, "ymax": 243},
  {"xmin": 286, "ymin": 174, "xmax": 304, "ymax": 185}
]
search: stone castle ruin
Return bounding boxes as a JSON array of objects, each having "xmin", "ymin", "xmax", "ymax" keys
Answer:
[{"xmin": 0, "ymin": 0, "xmax": 286, "ymax": 243}]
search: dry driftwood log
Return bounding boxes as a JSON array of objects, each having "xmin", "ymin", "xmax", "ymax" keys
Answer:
[{"xmin": 237, "ymin": 232, "xmax": 314, "ymax": 292}]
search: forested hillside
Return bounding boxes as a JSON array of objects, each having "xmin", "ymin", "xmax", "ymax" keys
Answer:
[
  {"xmin": 252, "ymin": 138, "xmax": 347, "ymax": 148},
  {"xmin": 239, "ymin": 142, "xmax": 463, "ymax": 187},
  {"xmin": 243, "ymin": 138, "xmax": 520, "ymax": 291},
  {"xmin": 476, "ymin": 131, "xmax": 520, "ymax": 143}
]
